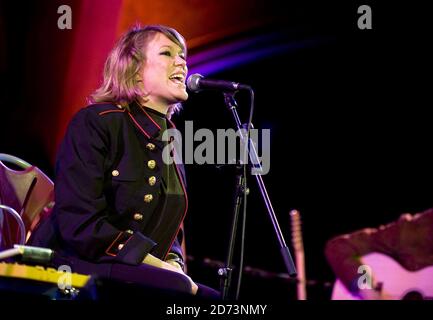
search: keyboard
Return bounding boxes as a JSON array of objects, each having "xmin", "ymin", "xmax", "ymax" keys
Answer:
[{"xmin": 0, "ymin": 262, "xmax": 90, "ymax": 288}]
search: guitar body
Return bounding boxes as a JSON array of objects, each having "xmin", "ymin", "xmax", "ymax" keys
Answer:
[{"xmin": 331, "ymin": 253, "xmax": 433, "ymax": 300}]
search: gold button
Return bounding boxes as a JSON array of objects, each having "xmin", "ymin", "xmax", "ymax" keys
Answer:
[
  {"xmin": 125, "ymin": 229, "xmax": 134, "ymax": 234},
  {"xmin": 133, "ymin": 213, "xmax": 143, "ymax": 221},
  {"xmin": 144, "ymin": 194, "xmax": 153, "ymax": 203},
  {"xmin": 147, "ymin": 160, "xmax": 156, "ymax": 170},
  {"xmin": 146, "ymin": 143, "xmax": 156, "ymax": 151},
  {"xmin": 118, "ymin": 244, "xmax": 124, "ymax": 250},
  {"xmin": 112, "ymin": 170, "xmax": 119, "ymax": 177},
  {"xmin": 148, "ymin": 176, "xmax": 157, "ymax": 186}
]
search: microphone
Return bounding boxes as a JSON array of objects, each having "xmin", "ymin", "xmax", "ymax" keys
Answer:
[{"xmin": 187, "ymin": 73, "xmax": 251, "ymax": 93}]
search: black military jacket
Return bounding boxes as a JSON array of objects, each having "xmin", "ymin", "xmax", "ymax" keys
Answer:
[{"xmin": 29, "ymin": 102, "xmax": 188, "ymax": 273}]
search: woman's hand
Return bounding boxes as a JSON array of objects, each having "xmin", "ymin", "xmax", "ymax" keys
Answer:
[
  {"xmin": 143, "ymin": 253, "xmax": 198, "ymax": 295},
  {"xmin": 161, "ymin": 259, "xmax": 184, "ymax": 274},
  {"xmin": 161, "ymin": 260, "xmax": 198, "ymax": 295},
  {"xmin": 165, "ymin": 259, "xmax": 184, "ymax": 272}
]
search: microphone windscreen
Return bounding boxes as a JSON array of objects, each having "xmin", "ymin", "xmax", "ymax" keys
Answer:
[{"xmin": 186, "ymin": 73, "xmax": 203, "ymax": 92}]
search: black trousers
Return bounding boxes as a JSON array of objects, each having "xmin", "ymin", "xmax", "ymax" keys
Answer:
[
  {"xmin": 53, "ymin": 254, "xmax": 220, "ymax": 300},
  {"xmin": 110, "ymin": 262, "xmax": 220, "ymax": 300}
]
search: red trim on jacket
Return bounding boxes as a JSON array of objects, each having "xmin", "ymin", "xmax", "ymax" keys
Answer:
[
  {"xmin": 127, "ymin": 112, "xmax": 152, "ymax": 139},
  {"xmin": 167, "ymin": 118, "xmax": 176, "ymax": 129},
  {"xmin": 140, "ymin": 107, "xmax": 162, "ymax": 130},
  {"xmin": 105, "ymin": 231, "xmax": 134, "ymax": 257},
  {"xmin": 98, "ymin": 109, "xmax": 126, "ymax": 116},
  {"xmin": 105, "ymin": 232, "xmax": 123, "ymax": 257},
  {"xmin": 163, "ymin": 148, "xmax": 189, "ymax": 260}
]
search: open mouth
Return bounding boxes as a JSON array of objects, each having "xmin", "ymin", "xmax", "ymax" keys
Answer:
[{"xmin": 169, "ymin": 73, "xmax": 185, "ymax": 86}]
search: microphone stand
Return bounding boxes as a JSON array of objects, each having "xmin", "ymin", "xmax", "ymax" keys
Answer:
[
  {"xmin": 218, "ymin": 91, "xmax": 297, "ymax": 300},
  {"xmin": 219, "ymin": 164, "xmax": 246, "ymax": 300}
]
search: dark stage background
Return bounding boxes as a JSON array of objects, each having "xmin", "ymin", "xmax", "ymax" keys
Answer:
[{"xmin": 1, "ymin": 0, "xmax": 432, "ymax": 301}]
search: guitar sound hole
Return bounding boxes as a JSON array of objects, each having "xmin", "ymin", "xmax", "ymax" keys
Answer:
[{"xmin": 402, "ymin": 291, "xmax": 424, "ymax": 300}]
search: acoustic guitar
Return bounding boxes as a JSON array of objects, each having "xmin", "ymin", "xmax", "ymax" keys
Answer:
[{"xmin": 331, "ymin": 252, "xmax": 433, "ymax": 300}]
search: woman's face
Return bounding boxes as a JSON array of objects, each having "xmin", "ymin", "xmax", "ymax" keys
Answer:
[{"xmin": 139, "ymin": 32, "xmax": 188, "ymax": 111}]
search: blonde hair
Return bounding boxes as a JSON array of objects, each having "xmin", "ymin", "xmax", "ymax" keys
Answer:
[{"xmin": 90, "ymin": 25, "xmax": 187, "ymax": 118}]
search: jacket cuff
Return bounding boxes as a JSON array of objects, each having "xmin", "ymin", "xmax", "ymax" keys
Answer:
[{"xmin": 106, "ymin": 231, "xmax": 157, "ymax": 265}]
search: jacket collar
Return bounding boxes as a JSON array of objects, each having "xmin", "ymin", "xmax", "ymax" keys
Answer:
[
  {"xmin": 127, "ymin": 101, "xmax": 162, "ymax": 140},
  {"xmin": 127, "ymin": 102, "xmax": 178, "ymax": 138}
]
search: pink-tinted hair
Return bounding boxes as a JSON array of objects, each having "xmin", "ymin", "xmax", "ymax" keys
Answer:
[{"xmin": 90, "ymin": 25, "xmax": 187, "ymax": 118}]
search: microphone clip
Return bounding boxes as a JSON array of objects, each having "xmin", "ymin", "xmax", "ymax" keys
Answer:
[{"xmin": 223, "ymin": 92, "xmax": 238, "ymax": 111}]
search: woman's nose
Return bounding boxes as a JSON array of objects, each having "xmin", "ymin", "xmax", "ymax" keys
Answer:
[{"xmin": 174, "ymin": 55, "xmax": 187, "ymax": 68}]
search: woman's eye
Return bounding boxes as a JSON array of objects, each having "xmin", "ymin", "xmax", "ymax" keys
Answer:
[{"xmin": 160, "ymin": 51, "xmax": 171, "ymax": 56}]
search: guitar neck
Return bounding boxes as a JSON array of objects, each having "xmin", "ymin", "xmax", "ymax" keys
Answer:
[{"xmin": 290, "ymin": 209, "xmax": 307, "ymax": 300}]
